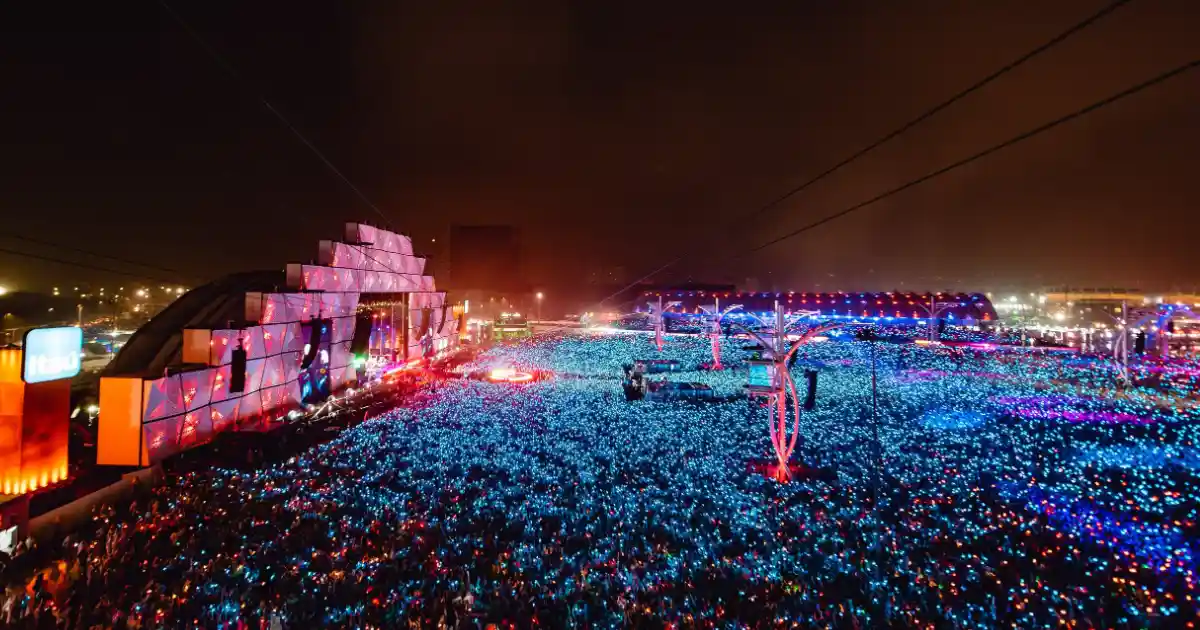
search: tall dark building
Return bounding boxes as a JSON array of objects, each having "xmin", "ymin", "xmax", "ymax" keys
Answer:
[{"xmin": 448, "ymin": 225, "xmax": 525, "ymax": 293}]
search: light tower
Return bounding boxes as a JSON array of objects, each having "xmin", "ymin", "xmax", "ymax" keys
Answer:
[
  {"xmin": 698, "ymin": 298, "xmax": 742, "ymax": 370},
  {"xmin": 733, "ymin": 301, "xmax": 845, "ymax": 481},
  {"xmin": 914, "ymin": 294, "xmax": 962, "ymax": 342},
  {"xmin": 647, "ymin": 295, "xmax": 681, "ymax": 352},
  {"xmin": 1107, "ymin": 301, "xmax": 1139, "ymax": 384}
]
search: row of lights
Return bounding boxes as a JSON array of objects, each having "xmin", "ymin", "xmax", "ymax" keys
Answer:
[
  {"xmin": 32, "ymin": 286, "xmax": 188, "ymax": 298},
  {"xmin": 2, "ymin": 464, "xmax": 70, "ymax": 495}
]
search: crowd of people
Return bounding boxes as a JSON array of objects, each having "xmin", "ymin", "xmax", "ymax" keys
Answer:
[{"xmin": 0, "ymin": 331, "xmax": 1196, "ymax": 627}]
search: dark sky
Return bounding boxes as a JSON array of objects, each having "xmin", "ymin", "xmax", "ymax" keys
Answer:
[{"xmin": 1, "ymin": 0, "xmax": 1197, "ymax": 296}]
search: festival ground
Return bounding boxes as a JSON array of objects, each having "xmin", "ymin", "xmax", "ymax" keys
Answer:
[{"xmin": 2, "ymin": 331, "xmax": 1198, "ymax": 628}]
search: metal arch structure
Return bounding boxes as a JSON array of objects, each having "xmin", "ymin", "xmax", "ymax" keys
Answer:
[
  {"xmin": 730, "ymin": 301, "xmax": 853, "ymax": 482},
  {"xmin": 698, "ymin": 300, "xmax": 743, "ymax": 370},
  {"xmin": 1125, "ymin": 304, "xmax": 1200, "ymax": 356},
  {"xmin": 1151, "ymin": 305, "xmax": 1200, "ymax": 356},
  {"xmin": 648, "ymin": 295, "xmax": 682, "ymax": 352},
  {"xmin": 1109, "ymin": 303, "xmax": 1199, "ymax": 382}
]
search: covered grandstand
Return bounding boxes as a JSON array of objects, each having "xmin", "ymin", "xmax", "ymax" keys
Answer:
[{"xmin": 638, "ymin": 290, "xmax": 998, "ymax": 323}]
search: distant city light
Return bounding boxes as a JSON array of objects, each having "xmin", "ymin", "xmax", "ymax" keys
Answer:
[
  {"xmin": 136, "ymin": 289, "xmax": 147, "ymax": 298},
  {"xmin": 0, "ymin": 286, "xmax": 7, "ymax": 296}
]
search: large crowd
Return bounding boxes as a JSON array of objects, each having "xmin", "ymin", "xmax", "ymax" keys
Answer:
[{"xmin": 1, "ymin": 329, "xmax": 1198, "ymax": 628}]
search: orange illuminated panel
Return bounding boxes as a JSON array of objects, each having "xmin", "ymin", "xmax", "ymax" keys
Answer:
[
  {"xmin": 0, "ymin": 349, "xmax": 25, "ymax": 494},
  {"xmin": 0, "ymin": 349, "xmax": 71, "ymax": 494},
  {"xmin": 97, "ymin": 377, "xmax": 150, "ymax": 467},
  {"xmin": 20, "ymin": 379, "xmax": 69, "ymax": 491},
  {"xmin": 181, "ymin": 329, "xmax": 212, "ymax": 365}
]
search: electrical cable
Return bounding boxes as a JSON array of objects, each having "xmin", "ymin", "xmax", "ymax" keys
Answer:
[
  {"xmin": 739, "ymin": 58, "xmax": 1199, "ymax": 257},
  {"xmin": 593, "ymin": 0, "xmax": 1136, "ymax": 305},
  {"xmin": 158, "ymin": 0, "xmax": 395, "ymax": 229},
  {"xmin": 0, "ymin": 231, "xmax": 195, "ymax": 280},
  {"xmin": 739, "ymin": 0, "xmax": 1134, "ymax": 227},
  {"xmin": 160, "ymin": 0, "xmax": 444, "ymax": 300}
]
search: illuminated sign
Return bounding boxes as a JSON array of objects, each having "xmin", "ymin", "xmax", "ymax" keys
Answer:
[
  {"xmin": 22, "ymin": 327, "xmax": 83, "ymax": 383},
  {"xmin": 747, "ymin": 361, "xmax": 776, "ymax": 390}
]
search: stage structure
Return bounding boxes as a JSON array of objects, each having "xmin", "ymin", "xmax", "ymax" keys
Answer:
[
  {"xmin": 698, "ymin": 299, "xmax": 742, "ymax": 370},
  {"xmin": 97, "ymin": 223, "xmax": 460, "ymax": 467},
  {"xmin": 736, "ymin": 302, "xmax": 846, "ymax": 482},
  {"xmin": 648, "ymin": 295, "xmax": 681, "ymax": 352}
]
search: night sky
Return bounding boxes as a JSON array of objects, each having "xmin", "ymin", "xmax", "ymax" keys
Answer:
[{"xmin": 1, "ymin": 1, "xmax": 1197, "ymax": 296}]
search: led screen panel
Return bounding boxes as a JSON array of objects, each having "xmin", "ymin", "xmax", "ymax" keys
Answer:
[{"xmin": 747, "ymin": 361, "xmax": 776, "ymax": 390}]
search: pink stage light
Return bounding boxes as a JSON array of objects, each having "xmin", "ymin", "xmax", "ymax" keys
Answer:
[{"xmin": 487, "ymin": 367, "xmax": 535, "ymax": 383}]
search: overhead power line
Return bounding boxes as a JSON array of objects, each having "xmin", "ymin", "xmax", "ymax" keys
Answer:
[
  {"xmin": 161, "ymin": 1, "xmax": 418, "ymax": 283},
  {"xmin": 0, "ymin": 246, "xmax": 187, "ymax": 285},
  {"xmin": 594, "ymin": 0, "xmax": 1134, "ymax": 305},
  {"xmin": 157, "ymin": 0, "xmax": 394, "ymax": 228},
  {"xmin": 740, "ymin": 0, "xmax": 1135, "ymax": 226},
  {"xmin": 2, "ymin": 6, "xmax": 410, "ymax": 291},
  {"xmin": 0, "ymin": 231, "xmax": 194, "ymax": 280},
  {"xmin": 158, "ymin": 0, "xmax": 434, "ymax": 292},
  {"xmin": 741, "ymin": 58, "xmax": 1200, "ymax": 257},
  {"xmin": 0, "ymin": 241, "xmax": 418, "ymax": 295}
]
